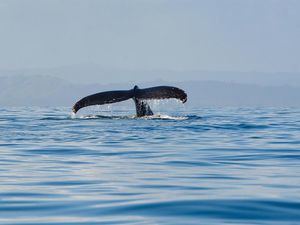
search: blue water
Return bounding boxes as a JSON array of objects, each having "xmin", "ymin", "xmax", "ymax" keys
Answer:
[{"xmin": 0, "ymin": 107, "xmax": 300, "ymax": 224}]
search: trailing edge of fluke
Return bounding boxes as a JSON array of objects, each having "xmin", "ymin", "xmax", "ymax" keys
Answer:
[{"xmin": 72, "ymin": 85, "xmax": 187, "ymax": 117}]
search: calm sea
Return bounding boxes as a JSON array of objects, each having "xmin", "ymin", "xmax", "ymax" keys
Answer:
[{"xmin": 0, "ymin": 107, "xmax": 300, "ymax": 224}]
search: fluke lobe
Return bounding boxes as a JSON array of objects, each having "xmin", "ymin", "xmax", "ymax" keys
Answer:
[{"xmin": 72, "ymin": 85, "xmax": 187, "ymax": 117}]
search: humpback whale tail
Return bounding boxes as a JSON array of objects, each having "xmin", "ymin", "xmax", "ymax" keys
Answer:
[{"xmin": 72, "ymin": 85, "xmax": 187, "ymax": 117}]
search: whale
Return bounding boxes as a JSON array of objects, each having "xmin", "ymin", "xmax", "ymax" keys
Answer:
[{"xmin": 72, "ymin": 85, "xmax": 187, "ymax": 117}]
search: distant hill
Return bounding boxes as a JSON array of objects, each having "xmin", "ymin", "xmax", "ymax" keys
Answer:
[
  {"xmin": 1, "ymin": 66, "xmax": 300, "ymax": 87},
  {"xmin": 0, "ymin": 75, "xmax": 300, "ymax": 107}
]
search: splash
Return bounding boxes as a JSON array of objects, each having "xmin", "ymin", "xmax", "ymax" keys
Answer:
[
  {"xmin": 70, "ymin": 111, "xmax": 76, "ymax": 119},
  {"xmin": 70, "ymin": 112, "xmax": 187, "ymax": 120},
  {"xmin": 146, "ymin": 99, "xmax": 187, "ymax": 115},
  {"xmin": 73, "ymin": 114, "xmax": 136, "ymax": 120},
  {"xmin": 70, "ymin": 98, "xmax": 187, "ymax": 119},
  {"xmin": 141, "ymin": 114, "xmax": 188, "ymax": 120}
]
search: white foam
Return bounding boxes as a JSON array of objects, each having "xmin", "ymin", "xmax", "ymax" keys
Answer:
[
  {"xmin": 70, "ymin": 112, "xmax": 187, "ymax": 120},
  {"xmin": 142, "ymin": 114, "xmax": 188, "ymax": 120},
  {"xmin": 70, "ymin": 112, "xmax": 76, "ymax": 119}
]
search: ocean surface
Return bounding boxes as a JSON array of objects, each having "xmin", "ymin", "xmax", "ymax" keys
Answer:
[{"xmin": 0, "ymin": 106, "xmax": 300, "ymax": 224}]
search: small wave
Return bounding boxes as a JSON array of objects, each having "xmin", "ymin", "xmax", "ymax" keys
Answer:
[
  {"xmin": 71, "ymin": 113, "xmax": 188, "ymax": 121},
  {"xmin": 140, "ymin": 114, "xmax": 188, "ymax": 120},
  {"xmin": 187, "ymin": 115, "xmax": 203, "ymax": 120},
  {"xmin": 71, "ymin": 114, "xmax": 135, "ymax": 120}
]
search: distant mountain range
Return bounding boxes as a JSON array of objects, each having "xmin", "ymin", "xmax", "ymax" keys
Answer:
[
  {"xmin": 1, "ymin": 75, "xmax": 300, "ymax": 107},
  {"xmin": 2, "ymin": 66, "xmax": 300, "ymax": 86}
]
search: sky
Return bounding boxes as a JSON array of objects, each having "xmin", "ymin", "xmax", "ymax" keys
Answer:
[{"xmin": 0, "ymin": 0, "xmax": 300, "ymax": 82}]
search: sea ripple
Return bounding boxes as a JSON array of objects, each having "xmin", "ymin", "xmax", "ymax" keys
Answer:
[{"xmin": 0, "ymin": 107, "xmax": 300, "ymax": 224}]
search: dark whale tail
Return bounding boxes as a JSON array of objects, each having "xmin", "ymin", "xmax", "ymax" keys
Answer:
[{"xmin": 72, "ymin": 85, "xmax": 187, "ymax": 117}]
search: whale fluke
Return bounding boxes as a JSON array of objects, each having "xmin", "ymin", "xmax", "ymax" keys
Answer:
[
  {"xmin": 134, "ymin": 86, "xmax": 187, "ymax": 103},
  {"xmin": 72, "ymin": 85, "xmax": 187, "ymax": 117},
  {"xmin": 72, "ymin": 90, "xmax": 133, "ymax": 114}
]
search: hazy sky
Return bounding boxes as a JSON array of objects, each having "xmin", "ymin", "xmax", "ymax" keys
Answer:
[{"xmin": 0, "ymin": 0, "xmax": 300, "ymax": 74}]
